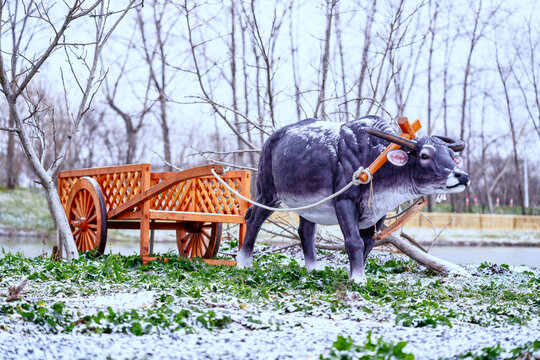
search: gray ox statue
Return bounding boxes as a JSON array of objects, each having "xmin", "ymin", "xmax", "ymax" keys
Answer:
[{"xmin": 236, "ymin": 115, "xmax": 470, "ymax": 282}]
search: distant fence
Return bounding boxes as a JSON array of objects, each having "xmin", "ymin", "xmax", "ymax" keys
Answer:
[
  {"xmin": 269, "ymin": 212, "xmax": 540, "ymax": 231},
  {"xmin": 409, "ymin": 212, "xmax": 540, "ymax": 231}
]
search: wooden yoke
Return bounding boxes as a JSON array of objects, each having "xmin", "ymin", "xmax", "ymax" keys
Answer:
[{"xmin": 357, "ymin": 117, "xmax": 421, "ymax": 183}]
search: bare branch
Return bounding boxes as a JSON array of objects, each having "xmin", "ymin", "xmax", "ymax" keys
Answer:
[{"xmin": 190, "ymin": 146, "xmax": 258, "ymax": 172}]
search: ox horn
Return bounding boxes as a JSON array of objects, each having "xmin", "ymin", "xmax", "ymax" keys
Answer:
[
  {"xmin": 365, "ymin": 128, "xmax": 417, "ymax": 150},
  {"xmin": 434, "ymin": 136, "xmax": 465, "ymax": 152}
]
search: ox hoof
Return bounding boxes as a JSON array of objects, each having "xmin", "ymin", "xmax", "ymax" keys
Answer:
[
  {"xmin": 235, "ymin": 252, "xmax": 253, "ymax": 269},
  {"xmin": 305, "ymin": 261, "xmax": 322, "ymax": 272},
  {"xmin": 349, "ymin": 273, "xmax": 367, "ymax": 285}
]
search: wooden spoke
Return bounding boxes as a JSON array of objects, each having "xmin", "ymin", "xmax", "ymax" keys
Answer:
[
  {"xmin": 176, "ymin": 222, "xmax": 222, "ymax": 259},
  {"xmin": 87, "ymin": 203, "xmax": 95, "ymax": 219},
  {"xmin": 192, "ymin": 234, "xmax": 199, "ymax": 258},
  {"xmin": 83, "ymin": 232, "xmax": 92, "ymax": 251},
  {"xmin": 71, "ymin": 201, "xmax": 83, "ymax": 220},
  {"xmin": 181, "ymin": 233, "xmax": 193, "ymax": 252},
  {"xmin": 79, "ymin": 192, "xmax": 87, "ymax": 217},
  {"xmin": 201, "ymin": 229, "xmax": 211, "ymax": 240},
  {"xmin": 66, "ymin": 177, "xmax": 108, "ymax": 255},
  {"xmin": 77, "ymin": 232, "xmax": 86, "ymax": 250},
  {"xmin": 87, "ymin": 213, "xmax": 97, "ymax": 223}
]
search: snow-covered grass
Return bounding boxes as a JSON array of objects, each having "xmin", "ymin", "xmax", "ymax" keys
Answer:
[
  {"xmin": 0, "ymin": 187, "xmax": 54, "ymax": 232},
  {"xmin": 0, "ymin": 246, "xmax": 538, "ymax": 360}
]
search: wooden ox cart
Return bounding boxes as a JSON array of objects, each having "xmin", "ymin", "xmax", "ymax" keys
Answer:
[{"xmin": 58, "ymin": 164, "xmax": 251, "ymax": 264}]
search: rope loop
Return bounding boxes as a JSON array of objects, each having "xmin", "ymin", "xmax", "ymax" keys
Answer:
[
  {"xmin": 352, "ymin": 167, "xmax": 372, "ymax": 186},
  {"xmin": 211, "ymin": 168, "xmax": 356, "ymax": 212},
  {"xmin": 211, "ymin": 165, "xmax": 372, "ymax": 213}
]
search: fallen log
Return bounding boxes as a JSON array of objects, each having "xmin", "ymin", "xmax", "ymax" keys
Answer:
[{"xmin": 378, "ymin": 232, "xmax": 470, "ymax": 277}]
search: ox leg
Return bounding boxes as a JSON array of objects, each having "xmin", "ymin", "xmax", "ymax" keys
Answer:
[
  {"xmin": 298, "ymin": 217, "xmax": 318, "ymax": 271},
  {"xmin": 335, "ymin": 199, "xmax": 365, "ymax": 282},
  {"xmin": 236, "ymin": 205, "xmax": 276, "ymax": 268},
  {"xmin": 360, "ymin": 217, "xmax": 386, "ymax": 261},
  {"xmin": 237, "ymin": 147, "xmax": 279, "ymax": 268}
]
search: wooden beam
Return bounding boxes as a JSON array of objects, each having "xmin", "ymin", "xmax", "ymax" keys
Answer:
[
  {"xmin": 374, "ymin": 198, "xmax": 427, "ymax": 241},
  {"xmin": 142, "ymin": 256, "xmax": 236, "ymax": 266},
  {"xmin": 58, "ymin": 163, "xmax": 149, "ymax": 178},
  {"xmin": 149, "ymin": 211, "xmax": 245, "ymax": 224}
]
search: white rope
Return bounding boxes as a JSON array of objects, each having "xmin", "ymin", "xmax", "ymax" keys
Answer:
[{"xmin": 211, "ymin": 167, "xmax": 372, "ymax": 213}]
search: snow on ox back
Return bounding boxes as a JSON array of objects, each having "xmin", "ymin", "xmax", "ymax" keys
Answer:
[{"xmin": 271, "ymin": 121, "xmax": 341, "ymax": 225}]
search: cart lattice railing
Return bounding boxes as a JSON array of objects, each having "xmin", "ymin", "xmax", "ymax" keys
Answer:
[
  {"xmin": 58, "ymin": 163, "xmax": 149, "ymax": 213},
  {"xmin": 149, "ymin": 171, "xmax": 248, "ymax": 215}
]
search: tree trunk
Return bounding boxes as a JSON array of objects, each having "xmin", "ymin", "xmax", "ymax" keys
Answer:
[
  {"xmin": 355, "ymin": 0, "xmax": 376, "ymax": 118},
  {"xmin": 6, "ymin": 112, "xmax": 16, "ymax": 188},
  {"xmin": 43, "ymin": 180, "xmax": 79, "ymax": 260},
  {"xmin": 5, "ymin": 97, "xmax": 79, "ymax": 261},
  {"xmin": 383, "ymin": 233, "xmax": 470, "ymax": 277},
  {"xmin": 159, "ymin": 96, "xmax": 172, "ymax": 170},
  {"xmin": 313, "ymin": 0, "xmax": 335, "ymax": 119},
  {"xmin": 313, "ymin": 233, "xmax": 470, "ymax": 277}
]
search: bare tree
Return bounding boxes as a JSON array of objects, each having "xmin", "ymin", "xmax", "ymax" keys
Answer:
[
  {"xmin": 287, "ymin": 0, "xmax": 302, "ymax": 121},
  {"xmin": 0, "ymin": 0, "xmax": 138, "ymax": 260},
  {"xmin": 177, "ymin": 0, "xmax": 280, "ymax": 153},
  {"xmin": 355, "ymin": 0, "xmax": 376, "ymax": 118},
  {"xmin": 2, "ymin": 1, "xmax": 33, "ymax": 189},
  {"xmin": 458, "ymin": 0, "xmax": 502, "ymax": 140},
  {"xmin": 495, "ymin": 47, "xmax": 526, "ymax": 215},
  {"xmin": 513, "ymin": 16, "xmax": 540, "ymax": 141},
  {"xmin": 104, "ymin": 28, "xmax": 153, "ymax": 165},
  {"xmin": 426, "ymin": 2, "xmax": 439, "ymax": 135},
  {"xmin": 136, "ymin": 1, "xmax": 177, "ymax": 170},
  {"xmin": 313, "ymin": 0, "xmax": 337, "ymax": 120},
  {"xmin": 364, "ymin": 0, "xmax": 427, "ymax": 116}
]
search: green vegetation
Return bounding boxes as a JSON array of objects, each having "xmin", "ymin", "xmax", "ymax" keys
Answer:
[
  {"xmin": 320, "ymin": 333, "xmax": 415, "ymax": 360},
  {"xmin": 450, "ymin": 340, "xmax": 540, "ymax": 360},
  {"xmin": 0, "ymin": 298, "xmax": 230, "ymax": 335},
  {"xmin": 0, "ymin": 250, "xmax": 538, "ymax": 338},
  {"xmin": 0, "ymin": 187, "xmax": 55, "ymax": 231},
  {"xmin": 394, "ymin": 299, "xmax": 455, "ymax": 328}
]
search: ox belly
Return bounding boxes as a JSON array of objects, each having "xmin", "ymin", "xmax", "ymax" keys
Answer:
[{"xmin": 279, "ymin": 193, "xmax": 339, "ymax": 225}]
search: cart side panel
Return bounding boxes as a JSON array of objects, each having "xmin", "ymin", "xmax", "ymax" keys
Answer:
[
  {"xmin": 58, "ymin": 164, "xmax": 151, "ymax": 214},
  {"xmin": 149, "ymin": 170, "xmax": 251, "ymax": 216}
]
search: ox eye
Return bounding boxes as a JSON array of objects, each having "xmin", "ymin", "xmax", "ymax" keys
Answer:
[
  {"xmin": 453, "ymin": 155, "xmax": 463, "ymax": 168},
  {"xmin": 421, "ymin": 153, "xmax": 430, "ymax": 160}
]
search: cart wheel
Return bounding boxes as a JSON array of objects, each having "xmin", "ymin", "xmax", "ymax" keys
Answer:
[
  {"xmin": 66, "ymin": 177, "xmax": 108, "ymax": 255},
  {"xmin": 176, "ymin": 222, "xmax": 222, "ymax": 259}
]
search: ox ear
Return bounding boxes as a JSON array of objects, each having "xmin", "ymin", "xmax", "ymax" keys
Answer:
[{"xmin": 387, "ymin": 149, "xmax": 409, "ymax": 167}]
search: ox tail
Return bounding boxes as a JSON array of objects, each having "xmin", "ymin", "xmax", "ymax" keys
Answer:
[{"xmin": 245, "ymin": 206, "xmax": 253, "ymax": 221}]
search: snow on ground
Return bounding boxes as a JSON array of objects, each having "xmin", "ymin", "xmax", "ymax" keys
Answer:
[
  {"xmin": 0, "ymin": 247, "xmax": 538, "ymax": 360},
  {"xmin": 1, "ymin": 322, "xmax": 538, "ymax": 360}
]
